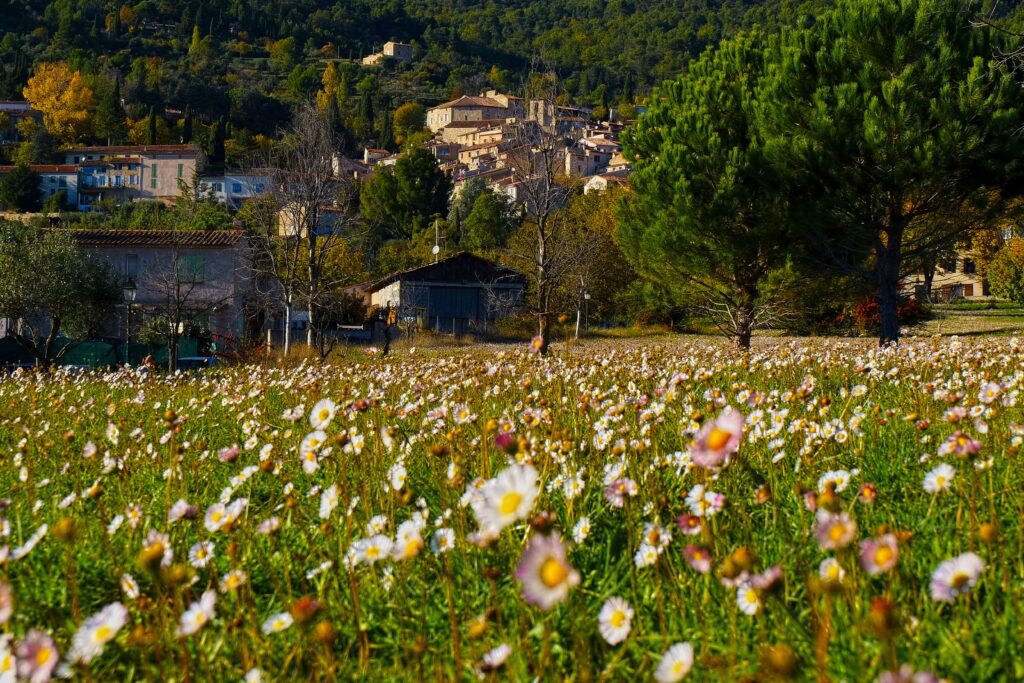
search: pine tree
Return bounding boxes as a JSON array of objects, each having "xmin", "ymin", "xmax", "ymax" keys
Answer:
[
  {"xmin": 620, "ymin": 30, "xmax": 793, "ymax": 349},
  {"xmin": 763, "ymin": 0, "xmax": 1024, "ymax": 344}
]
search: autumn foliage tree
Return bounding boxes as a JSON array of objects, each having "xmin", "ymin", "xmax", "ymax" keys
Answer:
[{"xmin": 22, "ymin": 62, "xmax": 95, "ymax": 143}]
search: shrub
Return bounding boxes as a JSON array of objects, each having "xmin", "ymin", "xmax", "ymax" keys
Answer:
[{"xmin": 988, "ymin": 239, "xmax": 1024, "ymax": 304}]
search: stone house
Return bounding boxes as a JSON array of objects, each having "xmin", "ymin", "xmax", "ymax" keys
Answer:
[
  {"xmin": 61, "ymin": 145, "xmax": 204, "ymax": 207},
  {"xmin": 65, "ymin": 229, "xmax": 254, "ymax": 340},
  {"xmin": 362, "ymin": 41, "xmax": 414, "ymax": 66},
  {"xmin": 426, "ymin": 91, "xmax": 524, "ymax": 133},
  {"xmin": 197, "ymin": 173, "xmax": 271, "ymax": 210}
]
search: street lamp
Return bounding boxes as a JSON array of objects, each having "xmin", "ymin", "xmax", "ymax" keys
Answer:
[{"xmin": 122, "ymin": 280, "xmax": 137, "ymax": 365}]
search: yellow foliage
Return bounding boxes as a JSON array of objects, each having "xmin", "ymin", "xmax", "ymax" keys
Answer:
[
  {"xmin": 22, "ymin": 62, "xmax": 95, "ymax": 143},
  {"xmin": 126, "ymin": 117, "xmax": 171, "ymax": 145}
]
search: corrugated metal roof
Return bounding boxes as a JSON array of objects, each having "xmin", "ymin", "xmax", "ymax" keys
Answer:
[
  {"xmin": 60, "ymin": 229, "xmax": 245, "ymax": 248},
  {"xmin": 359, "ymin": 252, "xmax": 525, "ymax": 292}
]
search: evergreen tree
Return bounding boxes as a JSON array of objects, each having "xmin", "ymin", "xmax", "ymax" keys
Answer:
[
  {"xmin": 209, "ymin": 116, "xmax": 227, "ymax": 165},
  {"xmin": 621, "ymin": 30, "xmax": 793, "ymax": 349},
  {"xmin": 764, "ymin": 0, "xmax": 1024, "ymax": 344},
  {"xmin": 181, "ymin": 105, "xmax": 193, "ymax": 144},
  {"xmin": 361, "ymin": 147, "xmax": 451, "ymax": 240},
  {"xmin": 146, "ymin": 106, "xmax": 157, "ymax": 145},
  {"xmin": 377, "ymin": 102, "xmax": 395, "ymax": 150},
  {"xmin": 463, "ymin": 191, "xmax": 513, "ymax": 250},
  {"xmin": 0, "ymin": 164, "xmax": 42, "ymax": 212},
  {"xmin": 94, "ymin": 78, "xmax": 127, "ymax": 145}
]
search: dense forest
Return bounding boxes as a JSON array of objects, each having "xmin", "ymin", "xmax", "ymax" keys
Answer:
[{"xmin": 0, "ymin": 1, "xmax": 837, "ymax": 152}]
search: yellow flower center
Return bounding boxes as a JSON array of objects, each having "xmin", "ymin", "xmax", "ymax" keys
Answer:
[
  {"xmin": 499, "ymin": 491, "xmax": 523, "ymax": 516},
  {"xmin": 950, "ymin": 572, "xmax": 969, "ymax": 590},
  {"xmin": 826, "ymin": 565, "xmax": 840, "ymax": 580},
  {"xmin": 211, "ymin": 511, "xmax": 223, "ymax": 523},
  {"xmin": 874, "ymin": 546, "xmax": 894, "ymax": 567},
  {"xmin": 366, "ymin": 546, "xmax": 380, "ymax": 559},
  {"xmin": 93, "ymin": 625, "xmax": 112, "ymax": 642},
  {"xmin": 539, "ymin": 557, "xmax": 568, "ymax": 588},
  {"xmin": 706, "ymin": 427, "xmax": 732, "ymax": 451},
  {"xmin": 610, "ymin": 610, "xmax": 626, "ymax": 628},
  {"xmin": 935, "ymin": 476, "xmax": 946, "ymax": 488},
  {"xmin": 745, "ymin": 589, "xmax": 758, "ymax": 605},
  {"xmin": 673, "ymin": 661, "xmax": 685, "ymax": 675},
  {"xmin": 36, "ymin": 647, "xmax": 52, "ymax": 666},
  {"xmin": 828, "ymin": 524, "xmax": 847, "ymax": 542}
]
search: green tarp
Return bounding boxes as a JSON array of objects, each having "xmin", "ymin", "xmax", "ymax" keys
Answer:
[{"xmin": 0, "ymin": 336, "xmax": 201, "ymax": 369}]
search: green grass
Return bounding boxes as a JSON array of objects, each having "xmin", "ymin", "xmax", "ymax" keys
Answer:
[{"xmin": 0, "ymin": 336, "xmax": 1021, "ymax": 681}]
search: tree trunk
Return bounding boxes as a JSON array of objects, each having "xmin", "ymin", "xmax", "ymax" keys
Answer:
[
  {"xmin": 538, "ymin": 308, "xmax": 550, "ymax": 354},
  {"xmin": 307, "ymin": 281, "xmax": 316, "ymax": 348},
  {"xmin": 734, "ymin": 298, "xmax": 755, "ymax": 350},
  {"xmin": 536, "ymin": 219, "xmax": 550, "ymax": 354},
  {"xmin": 921, "ymin": 258, "xmax": 936, "ymax": 303},
  {"xmin": 168, "ymin": 330, "xmax": 178, "ymax": 372},
  {"xmin": 283, "ymin": 300, "xmax": 292, "ymax": 357},
  {"xmin": 41, "ymin": 316, "xmax": 61, "ymax": 369},
  {"xmin": 876, "ymin": 225, "xmax": 904, "ymax": 346}
]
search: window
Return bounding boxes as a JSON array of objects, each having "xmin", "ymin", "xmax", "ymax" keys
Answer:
[
  {"xmin": 177, "ymin": 255, "xmax": 205, "ymax": 283},
  {"xmin": 58, "ymin": 177, "xmax": 66, "ymax": 187},
  {"xmin": 151, "ymin": 164, "xmax": 158, "ymax": 177},
  {"xmin": 212, "ymin": 182, "xmax": 222, "ymax": 192},
  {"xmin": 232, "ymin": 183, "xmax": 242, "ymax": 193},
  {"xmin": 177, "ymin": 163, "xmax": 183, "ymax": 178},
  {"xmin": 254, "ymin": 183, "xmax": 265, "ymax": 192},
  {"xmin": 129, "ymin": 176, "xmax": 137, "ymax": 185},
  {"xmin": 151, "ymin": 178, "xmax": 157, "ymax": 189},
  {"xmin": 963, "ymin": 259, "xmax": 976, "ymax": 275},
  {"xmin": 125, "ymin": 254, "xmax": 139, "ymax": 280}
]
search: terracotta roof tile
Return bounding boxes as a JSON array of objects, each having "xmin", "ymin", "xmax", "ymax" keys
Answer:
[
  {"xmin": 59, "ymin": 229, "xmax": 245, "ymax": 248},
  {"xmin": 0, "ymin": 165, "xmax": 77, "ymax": 173},
  {"xmin": 64, "ymin": 145, "xmax": 202, "ymax": 156}
]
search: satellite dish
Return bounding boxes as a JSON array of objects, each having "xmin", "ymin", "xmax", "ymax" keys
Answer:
[{"xmin": 432, "ymin": 245, "xmax": 440, "ymax": 255}]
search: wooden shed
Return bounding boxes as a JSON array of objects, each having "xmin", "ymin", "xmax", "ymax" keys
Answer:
[{"xmin": 353, "ymin": 253, "xmax": 526, "ymax": 334}]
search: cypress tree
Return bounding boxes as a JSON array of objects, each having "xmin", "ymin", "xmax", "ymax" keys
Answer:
[
  {"xmin": 181, "ymin": 105, "xmax": 193, "ymax": 144},
  {"xmin": 147, "ymin": 106, "xmax": 157, "ymax": 145}
]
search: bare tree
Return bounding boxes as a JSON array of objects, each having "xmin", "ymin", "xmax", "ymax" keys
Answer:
[
  {"xmin": 140, "ymin": 232, "xmax": 236, "ymax": 372},
  {"xmin": 245, "ymin": 102, "xmax": 362, "ymax": 356},
  {"xmin": 502, "ymin": 68, "xmax": 591, "ymax": 354}
]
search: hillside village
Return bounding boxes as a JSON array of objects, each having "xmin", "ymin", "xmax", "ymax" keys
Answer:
[{"xmin": 1, "ymin": 86, "xmax": 631, "ymax": 215}]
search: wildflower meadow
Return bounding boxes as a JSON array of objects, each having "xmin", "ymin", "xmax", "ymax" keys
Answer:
[{"xmin": 0, "ymin": 336, "xmax": 1022, "ymax": 681}]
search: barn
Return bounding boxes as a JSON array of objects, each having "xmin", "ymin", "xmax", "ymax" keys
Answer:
[{"xmin": 354, "ymin": 253, "xmax": 526, "ymax": 334}]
